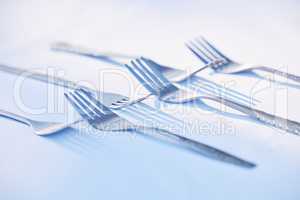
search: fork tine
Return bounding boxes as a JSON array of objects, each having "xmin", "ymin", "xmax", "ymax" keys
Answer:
[
  {"xmin": 195, "ymin": 38, "xmax": 220, "ymax": 60},
  {"xmin": 132, "ymin": 59, "xmax": 165, "ymax": 91},
  {"xmin": 140, "ymin": 57, "xmax": 172, "ymax": 86},
  {"xmin": 65, "ymin": 92, "xmax": 94, "ymax": 121},
  {"xmin": 71, "ymin": 91, "xmax": 100, "ymax": 120},
  {"xmin": 199, "ymin": 37, "xmax": 232, "ymax": 62},
  {"xmin": 190, "ymin": 40, "xmax": 216, "ymax": 62},
  {"xmin": 135, "ymin": 58, "xmax": 166, "ymax": 89},
  {"xmin": 186, "ymin": 41, "xmax": 214, "ymax": 64},
  {"xmin": 130, "ymin": 60, "xmax": 160, "ymax": 91},
  {"xmin": 74, "ymin": 89, "xmax": 107, "ymax": 118},
  {"xmin": 185, "ymin": 42, "xmax": 209, "ymax": 64},
  {"xmin": 124, "ymin": 62, "xmax": 159, "ymax": 94},
  {"xmin": 77, "ymin": 88, "xmax": 112, "ymax": 115}
]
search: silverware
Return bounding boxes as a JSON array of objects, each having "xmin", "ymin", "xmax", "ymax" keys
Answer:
[
  {"xmin": 0, "ymin": 109, "xmax": 76, "ymax": 135},
  {"xmin": 51, "ymin": 42, "xmax": 256, "ymax": 105},
  {"xmin": 186, "ymin": 37, "xmax": 300, "ymax": 84},
  {"xmin": 125, "ymin": 57, "xmax": 300, "ymax": 136},
  {"xmin": 0, "ymin": 64, "xmax": 147, "ymax": 108},
  {"xmin": 2, "ymin": 61, "xmax": 253, "ymax": 167},
  {"xmin": 65, "ymin": 88, "xmax": 256, "ymax": 168},
  {"xmin": 0, "ymin": 63, "xmax": 151, "ymax": 135}
]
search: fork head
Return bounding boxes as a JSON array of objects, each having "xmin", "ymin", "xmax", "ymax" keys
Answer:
[
  {"xmin": 125, "ymin": 57, "xmax": 205, "ymax": 104},
  {"xmin": 124, "ymin": 57, "xmax": 174, "ymax": 95},
  {"xmin": 186, "ymin": 37, "xmax": 236, "ymax": 72},
  {"xmin": 65, "ymin": 88, "xmax": 133, "ymax": 131},
  {"xmin": 124, "ymin": 57, "xmax": 186, "ymax": 97}
]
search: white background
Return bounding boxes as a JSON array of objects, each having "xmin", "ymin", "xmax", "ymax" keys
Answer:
[{"xmin": 0, "ymin": 0, "xmax": 300, "ymax": 199}]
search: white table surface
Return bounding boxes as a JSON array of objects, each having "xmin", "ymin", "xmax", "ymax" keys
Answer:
[{"xmin": 1, "ymin": 0, "xmax": 300, "ymax": 199}]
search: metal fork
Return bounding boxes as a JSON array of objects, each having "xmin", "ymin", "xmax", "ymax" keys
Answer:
[
  {"xmin": 0, "ymin": 63, "xmax": 146, "ymax": 108},
  {"xmin": 65, "ymin": 88, "xmax": 256, "ymax": 168},
  {"xmin": 125, "ymin": 57, "xmax": 300, "ymax": 136},
  {"xmin": 0, "ymin": 64, "xmax": 150, "ymax": 134},
  {"xmin": 0, "ymin": 109, "xmax": 76, "ymax": 135},
  {"xmin": 51, "ymin": 42, "xmax": 256, "ymax": 105},
  {"xmin": 186, "ymin": 37, "xmax": 300, "ymax": 83}
]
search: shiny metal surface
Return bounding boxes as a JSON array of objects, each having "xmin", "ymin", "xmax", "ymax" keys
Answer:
[
  {"xmin": 0, "ymin": 109, "xmax": 77, "ymax": 135},
  {"xmin": 65, "ymin": 88, "xmax": 256, "ymax": 168},
  {"xmin": 125, "ymin": 57, "xmax": 300, "ymax": 136},
  {"xmin": 186, "ymin": 37, "xmax": 300, "ymax": 84},
  {"xmin": 51, "ymin": 41, "xmax": 256, "ymax": 105}
]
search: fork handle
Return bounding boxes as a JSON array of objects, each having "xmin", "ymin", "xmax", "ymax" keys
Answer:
[
  {"xmin": 204, "ymin": 96, "xmax": 300, "ymax": 135},
  {"xmin": 255, "ymin": 66, "xmax": 300, "ymax": 84},
  {"xmin": 51, "ymin": 42, "xmax": 137, "ymax": 59},
  {"xmin": 0, "ymin": 109, "xmax": 31, "ymax": 125},
  {"xmin": 133, "ymin": 126, "xmax": 255, "ymax": 168}
]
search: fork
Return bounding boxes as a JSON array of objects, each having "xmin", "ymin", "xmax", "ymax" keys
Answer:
[
  {"xmin": 0, "ymin": 109, "xmax": 76, "ymax": 135},
  {"xmin": 186, "ymin": 37, "xmax": 300, "ymax": 84},
  {"xmin": 124, "ymin": 57, "xmax": 300, "ymax": 136},
  {"xmin": 65, "ymin": 88, "xmax": 256, "ymax": 168},
  {"xmin": 51, "ymin": 42, "xmax": 256, "ymax": 105},
  {"xmin": 0, "ymin": 63, "xmax": 147, "ymax": 108}
]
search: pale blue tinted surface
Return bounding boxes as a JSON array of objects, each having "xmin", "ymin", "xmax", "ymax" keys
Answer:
[{"xmin": 1, "ymin": 1, "xmax": 300, "ymax": 200}]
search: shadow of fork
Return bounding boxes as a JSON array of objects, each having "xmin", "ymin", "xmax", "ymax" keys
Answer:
[
  {"xmin": 45, "ymin": 122, "xmax": 109, "ymax": 157},
  {"xmin": 43, "ymin": 117, "xmax": 176, "ymax": 158}
]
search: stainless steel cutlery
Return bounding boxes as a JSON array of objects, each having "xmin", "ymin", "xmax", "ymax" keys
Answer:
[
  {"xmin": 0, "ymin": 64, "xmax": 146, "ymax": 108},
  {"xmin": 0, "ymin": 63, "xmax": 256, "ymax": 167},
  {"xmin": 50, "ymin": 41, "xmax": 300, "ymax": 135},
  {"xmin": 0, "ymin": 109, "xmax": 75, "ymax": 135},
  {"xmin": 124, "ymin": 57, "xmax": 300, "ymax": 136},
  {"xmin": 51, "ymin": 42, "xmax": 255, "ymax": 105},
  {"xmin": 0, "ymin": 33, "xmax": 298, "ymax": 169},
  {"xmin": 186, "ymin": 37, "xmax": 300, "ymax": 84},
  {"xmin": 65, "ymin": 88, "xmax": 256, "ymax": 168}
]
